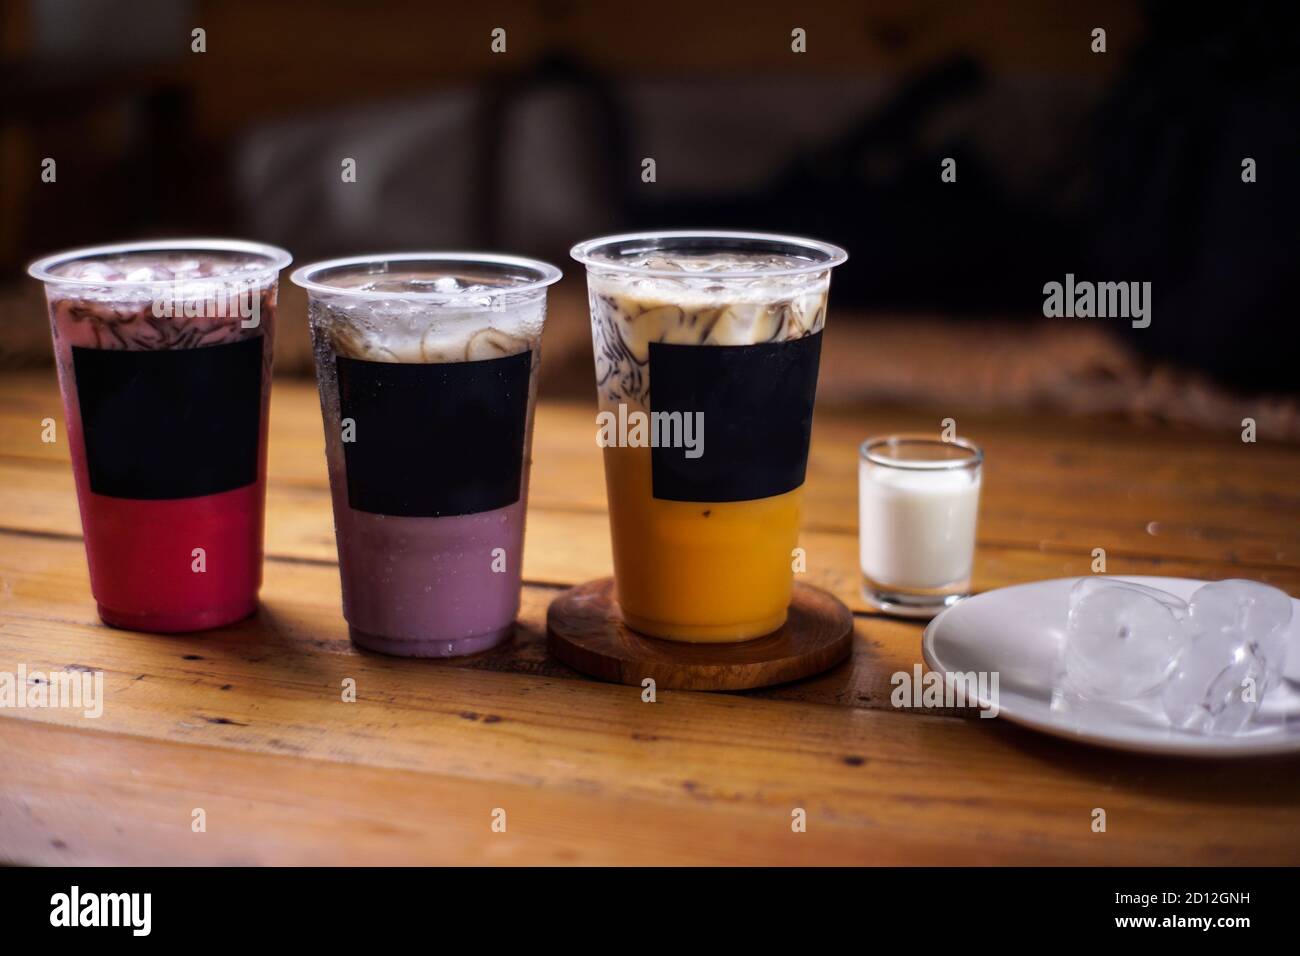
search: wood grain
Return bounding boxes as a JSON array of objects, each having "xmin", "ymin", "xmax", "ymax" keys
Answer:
[
  {"xmin": 3, "ymin": 374, "xmax": 1298, "ymax": 608},
  {"xmin": 3, "ymin": 543, "xmax": 1299, "ymax": 866},
  {"xmin": 1, "ymin": 371, "xmax": 1299, "ymax": 865}
]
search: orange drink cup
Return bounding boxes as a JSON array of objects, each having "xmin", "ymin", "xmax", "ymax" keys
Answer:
[{"xmin": 571, "ymin": 231, "xmax": 848, "ymax": 642}]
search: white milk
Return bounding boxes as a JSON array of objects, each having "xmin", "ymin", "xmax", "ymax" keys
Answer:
[{"xmin": 859, "ymin": 462, "xmax": 981, "ymax": 590}]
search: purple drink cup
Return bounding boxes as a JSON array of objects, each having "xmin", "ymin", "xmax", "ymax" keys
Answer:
[{"xmin": 293, "ymin": 253, "xmax": 560, "ymax": 657}]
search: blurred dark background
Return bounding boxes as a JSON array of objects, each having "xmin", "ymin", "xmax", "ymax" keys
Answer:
[{"xmin": 3, "ymin": 0, "xmax": 1297, "ymax": 434}]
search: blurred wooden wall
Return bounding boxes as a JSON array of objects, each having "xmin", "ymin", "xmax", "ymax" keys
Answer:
[
  {"xmin": 3, "ymin": 0, "xmax": 1145, "ymax": 141},
  {"xmin": 0, "ymin": 0, "xmax": 1145, "ymax": 278}
]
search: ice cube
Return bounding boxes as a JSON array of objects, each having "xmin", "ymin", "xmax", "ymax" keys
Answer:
[
  {"xmin": 1062, "ymin": 578, "xmax": 1190, "ymax": 699},
  {"xmin": 1161, "ymin": 628, "xmax": 1265, "ymax": 735},
  {"xmin": 65, "ymin": 261, "xmax": 124, "ymax": 282},
  {"xmin": 1188, "ymin": 580, "xmax": 1292, "ymax": 690},
  {"xmin": 419, "ymin": 325, "xmax": 469, "ymax": 363},
  {"xmin": 125, "ymin": 265, "xmax": 172, "ymax": 283},
  {"xmin": 164, "ymin": 258, "xmax": 205, "ymax": 280}
]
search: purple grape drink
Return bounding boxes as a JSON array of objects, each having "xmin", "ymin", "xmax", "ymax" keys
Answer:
[{"xmin": 294, "ymin": 254, "xmax": 559, "ymax": 657}]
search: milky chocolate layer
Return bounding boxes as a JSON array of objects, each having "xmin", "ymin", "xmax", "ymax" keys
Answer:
[
  {"xmin": 48, "ymin": 288, "xmax": 275, "ymax": 352},
  {"xmin": 588, "ymin": 266, "xmax": 829, "ymax": 409},
  {"xmin": 308, "ymin": 296, "xmax": 543, "ymax": 364}
]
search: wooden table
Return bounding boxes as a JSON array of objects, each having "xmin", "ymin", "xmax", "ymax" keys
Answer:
[{"xmin": 1, "ymin": 369, "xmax": 1298, "ymax": 865}]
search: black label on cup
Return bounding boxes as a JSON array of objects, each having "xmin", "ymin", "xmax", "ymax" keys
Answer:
[
  {"xmin": 336, "ymin": 350, "xmax": 531, "ymax": 517},
  {"xmin": 71, "ymin": 336, "xmax": 263, "ymax": 500},
  {"xmin": 649, "ymin": 331, "xmax": 821, "ymax": 502}
]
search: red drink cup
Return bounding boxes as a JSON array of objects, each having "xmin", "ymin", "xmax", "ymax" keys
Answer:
[{"xmin": 28, "ymin": 239, "xmax": 293, "ymax": 632}]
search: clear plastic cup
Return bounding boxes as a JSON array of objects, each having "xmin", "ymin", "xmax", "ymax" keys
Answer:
[
  {"xmin": 571, "ymin": 231, "xmax": 848, "ymax": 642},
  {"xmin": 28, "ymin": 238, "xmax": 292, "ymax": 632},
  {"xmin": 292, "ymin": 252, "xmax": 562, "ymax": 657}
]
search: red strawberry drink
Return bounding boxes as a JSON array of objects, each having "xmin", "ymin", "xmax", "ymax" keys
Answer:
[{"xmin": 28, "ymin": 239, "xmax": 292, "ymax": 632}]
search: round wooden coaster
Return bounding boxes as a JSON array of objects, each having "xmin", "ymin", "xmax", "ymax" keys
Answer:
[{"xmin": 546, "ymin": 578, "xmax": 854, "ymax": 691}]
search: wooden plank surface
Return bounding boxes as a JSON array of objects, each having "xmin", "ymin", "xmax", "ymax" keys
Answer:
[{"xmin": 1, "ymin": 370, "xmax": 1299, "ymax": 865}]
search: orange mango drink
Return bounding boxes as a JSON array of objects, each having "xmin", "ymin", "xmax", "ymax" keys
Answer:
[{"xmin": 572, "ymin": 232, "xmax": 848, "ymax": 642}]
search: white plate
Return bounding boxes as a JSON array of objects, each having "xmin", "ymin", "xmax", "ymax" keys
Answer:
[{"xmin": 921, "ymin": 576, "xmax": 1300, "ymax": 757}]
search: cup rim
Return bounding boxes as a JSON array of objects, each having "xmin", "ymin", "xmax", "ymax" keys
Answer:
[
  {"xmin": 27, "ymin": 237, "xmax": 293, "ymax": 286},
  {"xmin": 860, "ymin": 434, "xmax": 984, "ymax": 471},
  {"xmin": 290, "ymin": 251, "xmax": 563, "ymax": 301},
  {"xmin": 569, "ymin": 230, "xmax": 849, "ymax": 279}
]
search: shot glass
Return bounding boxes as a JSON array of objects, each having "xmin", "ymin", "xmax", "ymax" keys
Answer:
[
  {"xmin": 27, "ymin": 238, "xmax": 292, "ymax": 632},
  {"xmin": 571, "ymin": 230, "xmax": 848, "ymax": 642},
  {"xmin": 293, "ymin": 252, "xmax": 561, "ymax": 657},
  {"xmin": 858, "ymin": 435, "xmax": 983, "ymax": 618}
]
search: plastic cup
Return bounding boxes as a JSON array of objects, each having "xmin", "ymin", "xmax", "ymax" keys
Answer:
[
  {"xmin": 292, "ymin": 252, "xmax": 561, "ymax": 657},
  {"xmin": 571, "ymin": 230, "xmax": 848, "ymax": 642},
  {"xmin": 28, "ymin": 238, "xmax": 292, "ymax": 632}
]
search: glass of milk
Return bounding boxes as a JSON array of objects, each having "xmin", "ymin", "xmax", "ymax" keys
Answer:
[{"xmin": 859, "ymin": 435, "xmax": 983, "ymax": 618}]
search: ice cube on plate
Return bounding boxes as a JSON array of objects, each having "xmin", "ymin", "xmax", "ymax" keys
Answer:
[
  {"xmin": 1162, "ymin": 628, "xmax": 1265, "ymax": 735},
  {"xmin": 1062, "ymin": 578, "xmax": 1190, "ymax": 700},
  {"xmin": 1188, "ymin": 579, "xmax": 1292, "ymax": 690}
]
